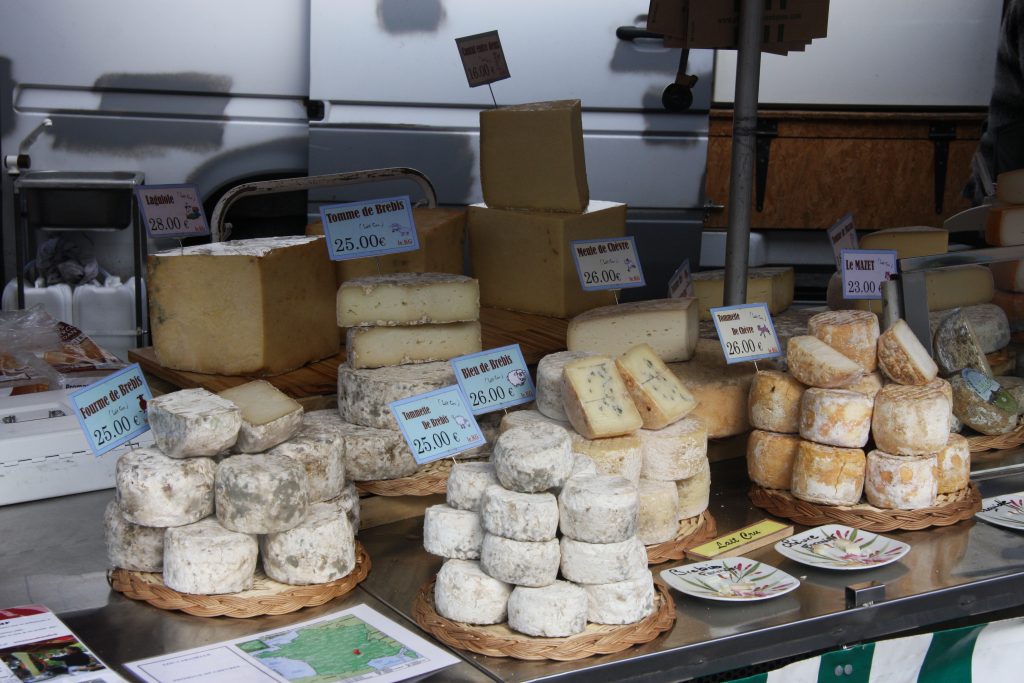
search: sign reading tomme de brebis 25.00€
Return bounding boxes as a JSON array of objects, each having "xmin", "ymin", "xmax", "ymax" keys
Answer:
[{"xmin": 319, "ymin": 195, "xmax": 419, "ymax": 261}]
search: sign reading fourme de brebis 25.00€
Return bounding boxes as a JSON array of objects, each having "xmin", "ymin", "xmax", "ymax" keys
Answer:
[{"xmin": 69, "ymin": 363, "xmax": 153, "ymax": 456}]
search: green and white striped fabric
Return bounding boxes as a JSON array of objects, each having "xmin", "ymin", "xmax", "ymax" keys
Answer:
[{"xmin": 728, "ymin": 617, "xmax": 1024, "ymax": 682}]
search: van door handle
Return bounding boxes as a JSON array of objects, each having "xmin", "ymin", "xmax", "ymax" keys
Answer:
[{"xmin": 616, "ymin": 26, "xmax": 664, "ymax": 42}]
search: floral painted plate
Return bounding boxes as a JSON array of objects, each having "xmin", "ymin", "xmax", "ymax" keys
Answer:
[
  {"xmin": 774, "ymin": 525, "xmax": 910, "ymax": 571},
  {"xmin": 976, "ymin": 493, "xmax": 1024, "ymax": 531},
  {"xmin": 659, "ymin": 557, "xmax": 799, "ymax": 602}
]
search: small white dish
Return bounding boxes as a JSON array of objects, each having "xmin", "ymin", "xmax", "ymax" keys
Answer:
[
  {"xmin": 660, "ymin": 556, "xmax": 799, "ymax": 602},
  {"xmin": 774, "ymin": 524, "xmax": 910, "ymax": 571},
  {"xmin": 977, "ymin": 493, "xmax": 1024, "ymax": 531}
]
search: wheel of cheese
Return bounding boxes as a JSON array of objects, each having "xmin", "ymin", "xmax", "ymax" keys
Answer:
[
  {"xmin": 669, "ymin": 339, "xmax": 756, "ymax": 438},
  {"xmin": 872, "ymin": 383, "xmax": 951, "ymax": 455},
  {"xmin": 337, "ymin": 361, "xmax": 456, "ymax": 430},
  {"xmin": 930, "ymin": 304, "xmax": 1011, "ymax": 354},
  {"xmin": 104, "ymin": 500, "xmax": 164, "ymax": 572},
  {"xmin": 323, "ymin": 481, "xmax": 361, "ymax": 531},
  {"xmin": 499, "ymin": 408, "xmax": 571, "ymax": 434},
  {"xmin": 569, "ymin": 453, "xmax": 598, "ymax": 479},
  {"xmin": 492, "ymin": 423, "xmax": 573, "ymax": 493},
  {"xmin": 798, "ymin": 388, "xmax": 873, "ymax": 448},
  {"xmin": 746, "ymin": 430, "xmax": 800, "ymax": 490},
  {"xmin": 304, "ymin": 410, "xmax": 418, "ymax": 480},
  {"xmin": 266, "ymin": 424, "xmax": 345, "ymax": 503},
  {"xmin": 479, "ymin": 485, "xmax": 559, "ymax": 542},
  {"xmin": 928, "ymin": 377, "xmax": 957, "ymax": 432},
  {"xmin": 480, "ymin": 533, "xmax": 560, "ymax": 587},
  {"xmin": 950, "ymin": 371, "xmax": 1019, "ymax": 436},
  {"xmin": 877, "ymin": 319, "xmax": 939, "ymax": 385},
  {"xmin": 808, "ymin": 310, "xmax": 880, "ymax": 372},
  {"xmin": 637, "ymin": 479, "xmax": 680, "ymax": 545},
  {"xmin": 864, "ymin": 450, "xmax": 938, "ymax": 510},
  {"xmin": 844, "ymin": 371, "xmax": 885, "ymax": 399},
  {"xmin": 558, "ymin": 474, "xmax": 638, "ymax": 543},
  {"xmin": 786, "ymin": 335, "xmax": 864, "ymax": 388},
  {"xmin": 447, "ymin": 462, "xmax": 500, "ymax": 511},
  {"xmin": 790, "ymin": 441, "xmax": 865, "ymax": 506},
  {"xmin": 572, "ymin": 433, "xmax": 643, "ymax": 484},
  {"xmin": 584, "ymin": 574, "xmax": 656, "ymax": 625},
  {"xmin": 434, "ymin": 559, "xmax": 512, "ymax": 625},
  {"xmin": 215, "ymin": 454, "xmax": 309, "ymax": 534},
  {"xmin": 146, "ymin": 388, "xmax": 241, "ymax": 457},
  {"xmin": 748, "ymin": 370, "xmax": 806, "ymax": 434},
  {"xmin": 423, "ymin": 504, "xmax": 484, "ymax": 560},
  {"xmin": 676, "ymin": 458, "xmax": 711, "ymax": 518},
  {"xmin": 507, "ymin": 581, "xmax": 588, "ymax": 637},
  {"xmin": 560, "ymin": 536, "xmax": 648, "ymax": 585},
  {"xmin": 261, "ymin": 502, "xmax": 356, "ymax": 585},
  {"xmin": 162, "ymin": 517, "xmax": 258, "ymax": 595},
  {"xmin": 218, "ymin": 380, "xmax": 303, "ymax": 453},
  {"xmin": 115, "ymin": 448, "xmax": 215, "ymax": 527},
  {"xmin": 936, "ymin": 433, "xmax": 971, "ymax": 494},
  {"xmin": 535, "ymin": 350, "xmax": 594, "ymax": 421},
  {"xmin": 933, "ymin": 309, "xmax": 993, "ymax": 377},
  {"xmin": 637, "ymin": 416, "xmax": 708, "ymax": 481}
]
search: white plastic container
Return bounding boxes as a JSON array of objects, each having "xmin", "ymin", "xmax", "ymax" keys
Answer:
[
  {"xmin": 2, "ymin": 279, "xmax": 74, "ymax": 323},
  {"xmin": 72, "ymin": 277, "xmax": 146, "ymax": 361}
]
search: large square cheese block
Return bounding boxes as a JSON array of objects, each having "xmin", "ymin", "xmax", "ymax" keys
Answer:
[
  {"xmin": 148, "ymin": 236, "xmax": 338, "ymax": 376},
  {"xmin": 567, "ymin": 298, "xmax": 699, "ymax": 362},
  {"xmin": 859, "ymin": 226, "xmax": 949, "ymax": 259},
  {"xmin": 337, "ymin": 273, "xmax": 479, "ymax": 327},
  {"xmin": 346, "ymin": 321, "xmax": 481, "ymax": 368},
  {"xmin": 479, "ymin": 99, "xmax": 588, "ymax": 212},
  {"xmin": 986, "ymin": 206, "xmax": 1024, "ymax": 247},
  {"xmin": 691, "ymin": 267, "xmax": 793, "ymax": 320},
  {"xmin": 468, "ymin": 201, "xmax": 625, "ymax": 317},
  {"xmin": 306, "ymin": 207, "xmax": 466, "ymax": 287}
]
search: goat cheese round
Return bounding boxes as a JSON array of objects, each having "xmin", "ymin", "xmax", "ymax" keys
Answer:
[
  {"xmin": 260, "ymin": 503, "xmax": 356, "ymax": 585},
  {"xmin": 323, "ymin": 481, "xmax": 361, "ymax": 531},
  {"xmin": 558, "ymin": 474, "xmax": 638, "ymax": 543},
  {"xmin": 104, "ymin": 500, "xmax": 164, "ymax": 572},
  {"xmin": 337, "ymin": 361, "xmax": 456, "ymax": 430},
  {"xmin": 536, "ymin": 350, "xmax": 595, "ymax": 421},
  {"xmin": 637, "ymin": 416, "xmax": 708, "ymax": 481},
  {"xmin": 215, "ymin": 454, "xmax": 309, "ymax": 534},
  {"xmin": 266, "ymin": 424, "xmax": 345, "ymax": 503},
  {"xmin": 572, "ymin": 433, "xmax": 643, "ymax": 484},
  {"xmin": 163, "ymin": 517, "xmax": 258, "ymax": 595},
  {"xmin": 423, "ymin": 504, "xmax": 484, "ymax": 560},
  {"xmin": 479, "ymin": 485, "xmax": 559, "ymax": 542},
  {"xmin": 676, "ymin": 458, "xmax": 711, "ymax": 518},
  {"xmin": 936, "ymin": 433, "xmax": 971, "ymax": 494},
  {"xmin": 872, "ymin": 382, "xmax": 950, "ymax": 455},
  {"xmin": 799, "ymin": 387, "xmax": 873, "ymax": 448},
  {"xmin": 584, "ymin": 574, "xmax": 656, "ymax": 625},
  {"xmin": 446, "ymin": 462, "xmax": 500, "ymax": 511},
  {"xmin": 864, "ymin": 450, "xmax": 938, "ymax": 510},
  {"xmin": 115, "ymin": 448, "xmax": 215, "ymax": 527},
  {"xmin": 147, "ymin": 388, "xmax": 241, "ymax": 457},
  {"xmin": 499, "ymin": 408, "xmax": 571, "ymax": 435},
  {"xmin": 434, "ymin": 559, "xmax": 512, "ymax": 625},
  {"xmin": 747, "ymin": 430, "xmax": 800, "ymax": 490},
  {"xmin": 791, "ymin": 441, "xmax": 865, "ymax": 506},
  {"xmin": 748, "ymin": 370, "xmax": 806, "ymax": 434},
  {"xmin": 507, "ymin": 581, "xmax": 588, "ymax": 637},
  {"xmin": 479, "ymin": 533, "xmax": 560, "ymax": 587},
  {"xmin": 304, "ymin": 410, "xmax": 419, "ymax": 480},
  {"xmin": 808, "ymin": 309, "xmax": 880, "ymax": 372},
  {"xmin": 492, "ymin": 423, "xmax": 573, "ymax": 493},
  {"xmin": 560, "ymin": 536, "xmax": 648, "ymax": 584},
  {"xmin": 786, "ymin": 335, "xmax": 864, "ymax": 388},
  {"xmin": 637, "ymin": 479, "xmax": 680, "ymax": 545}
]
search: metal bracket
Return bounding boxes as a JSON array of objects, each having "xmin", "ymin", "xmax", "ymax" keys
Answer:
[
  {"xmin": 929, "ymin": 123, "xmax": 956, "ymax": 215},
  {"xmin": 845, "ymin": 581, "xmax": 886, "ymax": 608},
  {"xmin": 755, "ymin": 118, "xmax": 778, "ymax": 212}
]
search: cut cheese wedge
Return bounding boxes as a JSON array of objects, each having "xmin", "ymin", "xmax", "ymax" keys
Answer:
[
  {"xmin": 808, "ymin": 309, "xmax": 880, "ymax": 372},
  {"xmin": 786, "ymin": 335, "xmax": 864, "ymax": 388},
  {"xmin": 616, "ymin": 343, "xmax": 697, "ymax": 429},
  {"xmin": 877, "ymin": 319, "xmax": 938, "ymax": 385},
  {"xmin": 567, "ymin": 298, "xmax": 699, "ymax": 363},
  {"xmin": 562, "ymin": 356, "xmax": 643, "ymax": 439}
]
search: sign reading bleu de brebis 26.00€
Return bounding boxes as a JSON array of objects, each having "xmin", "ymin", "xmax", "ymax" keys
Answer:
[
  {"xmin": 319, "ymin": 195, "xmax": 419, "ymax": 261},
  {"xmin": 69, "ymin": 363, "xmax": 153, "ymax": 456},
  {"xmin": 450, "ymin": 344, "xmax": 535, "ymax": 415}
]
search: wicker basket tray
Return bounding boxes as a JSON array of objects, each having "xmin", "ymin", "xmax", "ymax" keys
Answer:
[
  {"xmin": 749, "ymin": 483, "xmax": 981, "ymax": 533},
  {"xmin": 646, "ymin": 511, "xmax": 718, "ymax": 565},
  {"xmin": 967, "ymin": 423, "xmax": 1024, "ymax": 453},
  {"xmin": 412, "ymin": 578, "xmax": 675, "ymax": 661},
  {"xmin": 355, "ymin": 459, "xmax": 453, "ymax": 497},
  {"xmin": 108, "ymin": 542, "xmax": 371, "ymax": 618}
]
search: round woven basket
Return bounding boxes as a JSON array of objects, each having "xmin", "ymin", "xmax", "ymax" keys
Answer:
[
  {"xmin": 355, "ymin": 459, "xmax": 453, "ymax": 497},
  {"xmin": 412, "ymin": 579, "xmax": 675, "ymax": 661},
  {"xmin": 108, "ymin": 542, "xmax": 371, "ymax": 618},
  {"xmin": 646, "ymin": 511, "xmax": 718, "ymax": 565},
  {"xmin": 748, "ymin": 483, "xmax": 981, "ymax": 533},
  {"xmin": 967, "ymin": 423, "xmax": 1024, "ymax": 453}
]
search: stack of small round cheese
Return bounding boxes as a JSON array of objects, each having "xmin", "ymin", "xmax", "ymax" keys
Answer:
[
  {"xmin": 105, "ymin": 381, "xmax": 360, "ymax": 595},
  {"xmin": 747, "ymin": 311, "xmax": 971, "ymax": 509}
]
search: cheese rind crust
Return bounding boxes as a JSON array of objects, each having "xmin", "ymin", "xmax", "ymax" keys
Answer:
[
  {"xmin": 864, "ymin": 450, "xmax": 938, "ymax": 510},
  {"xmin": 791, "ymin": 441, "xmax": 865, "ymax": 506}
]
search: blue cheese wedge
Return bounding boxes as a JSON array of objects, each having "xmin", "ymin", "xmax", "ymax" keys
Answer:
[
  {"xmin": 562, "ymin": 356, "xmax": 643, "ymax": 439},
  {"xmin": 616, "ymin": 343, "xmax": 697, "ymax": 429}
]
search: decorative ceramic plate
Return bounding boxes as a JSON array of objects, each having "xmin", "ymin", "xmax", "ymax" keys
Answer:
[
  {"xmin": 976, "ymin": 492, "xmax": 1024, "ymax": 531},
  {"xmin": 773, "ymin": 524, "xmax": 910, "ymax": 570},
  {"xmin": 659, "ymin": 557, "xmax": 799, "ymax": 602}
]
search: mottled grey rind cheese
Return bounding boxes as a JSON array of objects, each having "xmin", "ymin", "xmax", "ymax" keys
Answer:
[
  {"xmin": 499, "ymin": 408, "xmax": 571, "ymax": 434},
  {"xmin": 637, "ymin": 417, "xmax": 708, "ymax": 481},
  {"xmin": 147, "ymin": 388, "xmax": 241, "ymax": 457},
  {"xmin": 324, "ymin": 481, "xmax": 361, "ymax": 530},
  {"xmin": 162, "ymin": 517, "xmax": 258, "ymax": 595},
  {"xmin": 930, "ymin": 304, "xmax": 1010, "ymax": 354},
  {"xmin": 479, "ymin": 485, "xmax": 559, "ymax": 541},
  {"xmin": 266, "ymin": 424, "xmax": 345, "ymax": 503},
  {"xmin": 215, "ymin": 454, "xmax": 309, "ymax": 534},
  {"xmin": 434, "ymin": 559, "xmax": 512, "ymax": 625},
  {"xmin": 934, "ymin": 309, "xmax": 992, "ymax": 377},
  {"xmin": 507, "ymin": 581, "xmax": 588, "ymax": 637},
  {"xmin": 492, "ymin": 423, "xmax": 573, "ymax": 493},
  {"xmin": 104, "ymin": 500, "xmax": 164, "ymax": 572},
  {"xmin": 637, "ymin": 479, "xmax": 680, "ymax": 545},
  {"xmin": 115, "ymin": 448, "xmax": 215, "ymax": 527},
  {"xmin": 480, "ymin": 533, "xmax": 560, "ymax": 587},
  {"xmin": 559, "ymin": 536, "xmax": 648, "ymax": 584},
  {"xmin": 233, "ymin": 407, "xmax": 303, "ymax": 453},
  {"xmin": 447, "ymin": 462, "xmax": 500, "ymax": 511},
  {"xmin": 570, "ymin": 453, "xmax": 598, "ymax": 478},
  {"xmin": 535, "ymin": 351, "xmax": 594, "ymax": 421},
  {"xmin": 558, "ymin": 474, "xmax": 638, "ymax": 543},
  {"xmin": 260, "ymin": 503, "xmax": 356, "ymax": 585},
  {"xmin": 337, "ymin": 361, "xmax": 455, "ymax": 430},
  {"xmin": 584, "ymin": 574, "xmax": 656, "ymax": 625},
  {"xmin": 304, "ymin": 410, "xmax": 418, "ymax": 480},
  {"xmin": 423, "ymin": 504, "xmax": 484, "ymax": 560}
]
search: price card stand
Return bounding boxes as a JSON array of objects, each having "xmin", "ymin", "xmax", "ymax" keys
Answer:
[
  {"xmin": 68, "ymin": 364, "xmax": 153, "ymax": 456},
  {"xmin": 709, "ymin": 303, "xmax": 782, "ymax": 366},
  {"xmin": 451, "ymin": 344, "xmax": 535, "ymax": 415},
  {"xmin": 840, "ymin": 248, "xmax": 897, "ymax": 316},
  {"xmin": 571, "ymin": 236, "xmax": 646, "ymax": 304},
  {"xmin": 390, "ymin": 386, "xmax": 485, "ymax": 465}
]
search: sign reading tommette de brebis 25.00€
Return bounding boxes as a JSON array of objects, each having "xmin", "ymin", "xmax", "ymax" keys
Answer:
[
  {"xmin": 319, "ymin": 195, "xmax": 419, "ymax": 261},
  {"xmin": 69, "ymin": 363, "xmax": 153, "ymax": 456},
  {"xmin": 451, "ymin": 344, "xmax": 535, "ymax": 415},
  {"xmin": 390, "ymin": 385, "xmax": 485, "ymax": 465}
]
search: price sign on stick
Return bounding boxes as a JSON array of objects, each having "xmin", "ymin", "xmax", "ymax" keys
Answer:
[
  {"xmin": 390, "ymin": 386, "xmax": 484, "ymax": 464},
  {"xmin": 668, "ymin": 258, "xmax": 694, "ymax": 298},
  {"xmin": 710, "ymin": 303, "xmax": 782, "ymax": 364},
  {"xmin": 827, "ymin": 213, "xmax": 858, "ymax": 269},
  {"xmin": 841, "ymin": 248, "xmax": 897, "ymax": 300},
  {"xmin": 69, "ymin": 363, "xmax": 152, "ymax": 456},
  {"xmin": 455, "ymin": 30, "xmax": 510, "ymax": 87},
  {"xmin": 451, "ymin": 344, "xmax": 535, "ymax": 415},
  {"xmin": 319, "ymin": 195, "xmax": 419, "ymax": 261},
  {"xmin": 136, "ymin": 184, "xmax": 209, "ymax": 239},
  {"xmin": 571, "ymin": 237, "xmax": 645, "ymax": 291}
]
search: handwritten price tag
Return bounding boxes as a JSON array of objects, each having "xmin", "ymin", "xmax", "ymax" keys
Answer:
[
  {"xmin": 571, "ymin": 237, "xmax": 645, "ymax": 292},
  {"xmin": 390, "ymin": 386, "xmax": 484, "ymax": 465},
  {"xmin": 841, "ymin": 248, "xmax": 897, "ymax": 300},
  {"xmin": 455, "ymin": 30, "xmax": 510, "ymax": 87},
  {"xmin": 827, "ymin": 213, "xmax": 858, "ymax": 269},
  {"xmin": 668, "ymin": 258, "xmax": 694, "ymax": 298},
  {"xmin": 320, "ymin": 195, "xmax": 419, "ymax": 262},
  {"xmin": 136, "ymin": 184, "xmax": 210, "ymax": 239},
  {"xmin": 69, "ymin": 364, "xmax": 152, "ymax": 456},
  {"xmin": 451, "ymin": 344, "xmax": 535, "ymax": 415},
  {"xmin": 710, "ymin": 303, "xmax": 782, "ymax": 365}
]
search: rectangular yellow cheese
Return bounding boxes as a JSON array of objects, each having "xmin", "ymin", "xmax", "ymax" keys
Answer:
[
  {"xmin": 997, "ymin": 168, "xmax": 1024, "ymax": 204},
  {"xmin": 567, "ymin": 298, "xmax": 699, "ymax": 362},
  {"xmin": 691, "ymin": 267, "xmax": 793, "ymax": 320},
  {"xmin": 859, "ymin": 226, "xmax": 949, "ymax": 259},
  {"xmin": 986, "ymin": 206, "xmax": 1024, "ymax": 247},
  {"xmin": 336, "ymin": 273, "xmax": 479, "ymax": 327},
  {"xmin": 346, "ymin": 321, "xmax": 481, "ymax": 369},
  {"xmin": 479, "ymin": 99, "xmax": 589, "ymax": 212},
  {"xmin": 467, "ymin": 201, "xmax": 625, "ymax": 318}
]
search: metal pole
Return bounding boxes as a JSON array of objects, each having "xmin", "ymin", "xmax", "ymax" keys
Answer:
[{"xmin": 723, "ymin": 0, "xmax": 764, "ymax": 306}]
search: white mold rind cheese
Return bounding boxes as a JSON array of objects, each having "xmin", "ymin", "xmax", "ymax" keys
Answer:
[
  {"xmin": 324, "ymin": 481, "xmax": 361, "ymax": 531},
  {"xmin": 337, "ymin": 361, "xmax": 456, "ymax": 430},
  {"xmin": 790, "ymin": 441, "xmax": 865, "ymax": 506},
  {"xmin": 936, "ymin": 433, "xmax": 971, "ymax": 494},
  {"xmin": 786, "ymin": 335, "xmax": 864, "ymax": 388},
  {"xmin": 864, "ymin": 450, "xmax": 938, "ymax": 510},
  {"xmin": 676, "ymin": 458, "xmax": 711, "ymax": 518},
  {"xmin": 492, "ymin": 423, "xmax": 573, "ymax": 493},
  {"xmin": 798, "ymin": 388, "xmax": 873, "ymax": 448},
  {"xmin": 637, "ymin": 416, "xmax": 708, "ymax": 481},
  {"xmin": 218, "ymin": 380, "xmax": 304, "ymax": 453},
  {"xmin": 479, "ymin": 485, "xmax": 559, "ymax": 542},
  {"xmin": 637, "ymin": 479, "xmax": 680, "ymax": 545},
  {"xmin": 266, "ymin": 424, "xmax": 345, "ymax": 503},
  {"xmin": 115, "ymin": 448, "xmax": 215, "ymax": 527},
  {"xmin": 215, "ymin": 454, "xmax": 309, "ymax": 534},
  {"xmin": 536, "ymin": 350, "xmax": 594, "ymax": 421},
  {"xmin": 569, "ymin": 453, "xmax": 599, "ymax": 479},
  {"xmin": 507, "ymin": 581, "xmax": 588, "ymax": 637},
  {"xmin": 584, "ymin": 574, "xmax": 656, "ymax": 625},
  {"xmin": 808, "ymin": 310, "xmax": 880, "ymax": 372},
  {"xmin": 571, "ymin": 434, "xmax": 643, "ymax": 484},
  {"xmin": 498, "ymin": 408, "xmax": 571, "ymax": 435},
  {"xmin": 558, "ymin": 474, "xmax": 639, "ymax": 543},
  {"xmin": 104, "ymin": 500, "xmax": 164, "ymax": 572},
  {"xmin": 615, "ymin": 343, "xmax": 697, "ymax": 429},
  {"xmin": 562, "ymin": 356, "xmax": 643, "ymax": 439},
  {"xmin": 748, "ymin": 370, "xmax": 806, "ymax": 434},
  {"xmin": 447, "ymin": 462, "xmax": 501, "ymax": 511},
  {"xmin": 746, "ymin": 430, "xmax": 801, "ymax": 490},
  {"xmin": 872, "ymin": 383, "xmax": 951, "ymax": 455},
  {"xmin": 304, "ymin": 410, "xmax": 419, "ymax": 480},
  {"xmin": 560, "ymin": 536, "xmax": 648, "ymax": 584},
  {"xmin": 480, "ymin": 533, "xmax": 560, "ymax": 587},
  {"xmin": 423, "ymin": 504, "xmax": 484, "ymax": 560},
  {"xmin": 162, "ymin": 517, "xmax": 258, "ymax": 595},
  {"xmin": 434, "ymin": 559, "xmax": 512, "ymax": 625},
  {"xmin": 261, "ymin": 502, "xmax": 356, "ymax": 585},
  {"xmin": 877, "ymin": 319, "xmax": 939, "ymax": 385},
  {"xmin": 147, "ymin": 388, "xmax": 241, "ymax": 457}
]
